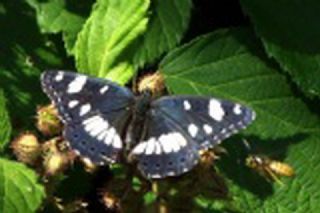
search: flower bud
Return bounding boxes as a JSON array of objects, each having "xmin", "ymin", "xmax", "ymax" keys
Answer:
[
  {"xmin": 137, "ymin": 72, "xmax": 165, "ymax": 95},
  {"xmin": 36, "ymin": 104, "xmax": 62, "ymax": 136},
  {"xmin": 11, "ymin": 132, "xmax": 41, "ymax": 165}
]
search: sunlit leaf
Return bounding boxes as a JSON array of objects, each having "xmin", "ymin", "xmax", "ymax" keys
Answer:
[{"xmin": 0, "ymin": 158, "xmax": 45, "ymax": 213}]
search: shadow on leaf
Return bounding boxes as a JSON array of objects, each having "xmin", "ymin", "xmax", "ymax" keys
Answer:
[{"xmin": 217, "ymin": 134, "xmax": 307, "ymax": 200}]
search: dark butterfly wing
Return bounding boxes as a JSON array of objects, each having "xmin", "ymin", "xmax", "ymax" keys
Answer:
[
  {"xmin": 41, "ymin": 70, "xmax": 135, "ymax": 164},
  {"xmin": 130, "ymin": 95, "xmax": 255, "ymax": 178},
  {"xmin": 130, "ymin": 107, "xmax": 200, "ymax": 179},
  {"xmin": 150, "ymin": 96, "xmax": 255, "ymax": 149}
]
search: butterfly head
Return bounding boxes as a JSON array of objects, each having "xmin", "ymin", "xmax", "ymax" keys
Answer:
[{"xmin": 134, "ymin": 89, "xmax": 152, "ymax": 117}]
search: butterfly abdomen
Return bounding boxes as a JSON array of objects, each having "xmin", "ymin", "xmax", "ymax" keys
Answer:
[{"xmin": 125, "ymin": 90, "xmax": 153, "ymax": 150}]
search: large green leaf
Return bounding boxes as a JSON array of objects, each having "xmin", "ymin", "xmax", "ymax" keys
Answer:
[
  {"xmin": 0, "ymin": 158, "xmax": 45, "ymax": 213},
  {"xmin": 74, "ymin": 0, "xmax": 150, "ymax": 84},
  {"xmin": 160, "ymin": 28, "xmax": 320, "ymax": 212},
  {"xmin": 240, "ymin": 0, "xmax": 320, "ymax": 97},
  {"xmin": 0, "ymin": 91, "xmax": 11, "ymax": 152},
  {"xmin": 25, "ymin": 0, "xmax": 89, "ymax": 55},
  {"xmin": 160, "ymin": 28, "xmax": 320, "ymax": 139},
  {"xmin": 132, "ymin": 0, "xmax": 192, "ymax": 67}
]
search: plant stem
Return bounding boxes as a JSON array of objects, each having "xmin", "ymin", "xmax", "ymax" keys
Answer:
[{"xmin": 152, "ymin": 181, "xmax": 168, "ymax": 213}]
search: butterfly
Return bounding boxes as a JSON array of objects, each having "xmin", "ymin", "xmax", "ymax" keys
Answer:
[{"xmin": 41, "ymin": 70, "xmax": 256, "ymax": 179}]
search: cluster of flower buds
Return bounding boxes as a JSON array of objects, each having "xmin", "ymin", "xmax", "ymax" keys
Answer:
[{"xmin": 11, "ymin": 104, "xmax": 75, "ymax": 176}]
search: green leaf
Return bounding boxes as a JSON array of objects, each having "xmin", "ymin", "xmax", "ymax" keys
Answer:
[
  {"xmin": 132, "ymin": 0, "xmax": 192, "ymax": 67},
  {"xmin": 0, "ymin": 158, "xmax": 45, "ymax": 213},
  {"xmin": 218, "ymin": 134, "xmax": 320, "ymax": 212},
  {"xmin": 240, "ymin": 0, "xmax": 320, "ymax": 97},
  {"xmin": 161, "ymin": 27, "xmax": 320, "ymax": 212},
  {"xmin": 74, "ymin": 0, "xmax": 150, "ymax": 84},
  {"xmin": 132, "ymin": 176, "xmax": 142, "ymax": 191},
  {"xmin": 0, "ymin": 91, "xmax": 11, "ymax": 152},
  {"xmin": 259, "ymin": 135, "xmax": 320, "ymax": 212},
  {"xmin": 143, "ymin": 191, "xmax": 157, "ymax": 205},
  {"xmin": 160, "ymin": 28, "xmax": 320, "ymax": 139},
  {"xmin": 25, "ymin": 0, "xmax": 88, "ymax": 55}
]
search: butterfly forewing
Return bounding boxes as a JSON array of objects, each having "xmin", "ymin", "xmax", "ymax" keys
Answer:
[
  {"xmin": 41, "ymin": 70, "xmax": 135, "ymax": 164},
  {"xmin": 151, "ymin": 96, "xmax": 255, "ymax": 149},
  {"xmin": 41, "ymin": 71, "xmax": 134, "ymax": 123}
]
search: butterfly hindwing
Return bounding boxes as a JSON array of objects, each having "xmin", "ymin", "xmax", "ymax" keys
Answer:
[
  {"xmin": 130, "ymin": 107, "xmax": 200, "ymax": 178},
  {"xmin": 41, "ymin": 70, "xmax": 135, "ymax": 163},
  {"xmin": 64, "ymin": 113, "xmax": 129, "ymax": 164}
]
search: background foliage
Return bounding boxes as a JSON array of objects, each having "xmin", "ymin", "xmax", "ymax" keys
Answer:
[{"xmin": 0, "ymin": 0, "xmax": 319, "ymax": 212}]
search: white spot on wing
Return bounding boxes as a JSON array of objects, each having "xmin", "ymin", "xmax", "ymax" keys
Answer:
[
  {"xmin": 132, "ymin": 142, "xmax": 147, "ymax": 155},
  {"xmin": 83, "ymin": 115, "xmax": 99, "ymax": 125},
  {"xmin": 182, "ymin": 167, "xmax": 189, "ymax": 172},
  {"xmin": 104, "ymin": 127, "xmax": 116, "ymax": 145},
  {"xmin": 159, "ymin": 134, "xmax": 176, "ymax": 153},
  {"xmin": 68, "ymin": 100, "xmax": 79, "ymax": 108},
  {"xmin": 233, "ymin": 104, "xmax": 242, "ymax": 115},
  {"xmin": 159, "ymin": 132, "xmax": 187, "ymax": 153},
  {"xmin": 83, "ymin": 115, "xmax": 109, "ymax": 140},
  {"xmin": 80, "ymin": 104, "xmax": 91, "ymax": 116},
  {"xmin": 145, "ymin": 138, "xmax": 156, "ymax": 155},
  {"xmin": 67, "ymin": 76, "xmax": 87, "ymax": 93},
  {"xmin": 55, "ymin": 72, "xmax": 64, "ymax": 81},
  {"xmin": 84, "ymin": 116, "xmax": 101, "ymax": 131},
  {"xmin": 183, "ymin": 100, "xmax": 191, "ymax": 110},
  {"xmin": 154, "ymin": 141, "xmax": 162, "ymax": 155},
  {"xmin": 188, "ymin": 123, "xmax": 198, "ymax": 138},
  {"xmin": 100, "ymin": 85, "xmax": 109, "ymax": 94},
  {"xmin": 89, "ymin": 120, "xmax": 108, "ymax": 137},
  {"xmin": 209, "ymin": 99, "xmax": 225, "ymax": 121},
  {"xmin": 133, "ymin": 133, "xmax": 187, "ymax": 156},
  {"xmin": 167, "ymin": 171, "xmax": 176, "ymax": 176},
  {"xmin": 97, "ymin": 130, "xmax": 108, "ymax": 141},
  {"xmin": 112, "ymin": 135, "xmax": 122, "ymax": 149},
  {"xmin": 203, "ymin": 124, "xmax": 213, "ymax": 134},
  {"xmin": 151, "ymin": 174, "xmax": 162, "ymax": 178},
  {"xmin": 176, "ymin": 133, "xmax": 187, "ymax": 147}
]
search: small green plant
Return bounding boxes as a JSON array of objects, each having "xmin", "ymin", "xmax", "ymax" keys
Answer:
[{"xmin": 0, "ymin": 0, "xmax": 320, "ymax": 212}]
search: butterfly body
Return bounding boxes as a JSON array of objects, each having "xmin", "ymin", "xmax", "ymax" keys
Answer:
[
  {"xmin": 41, "ymin": 70, "xmax": 256, "ymax": 179},
  {"xmin": 124, "ymin": 90, "xmax": 152, "ymax": 152}
]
